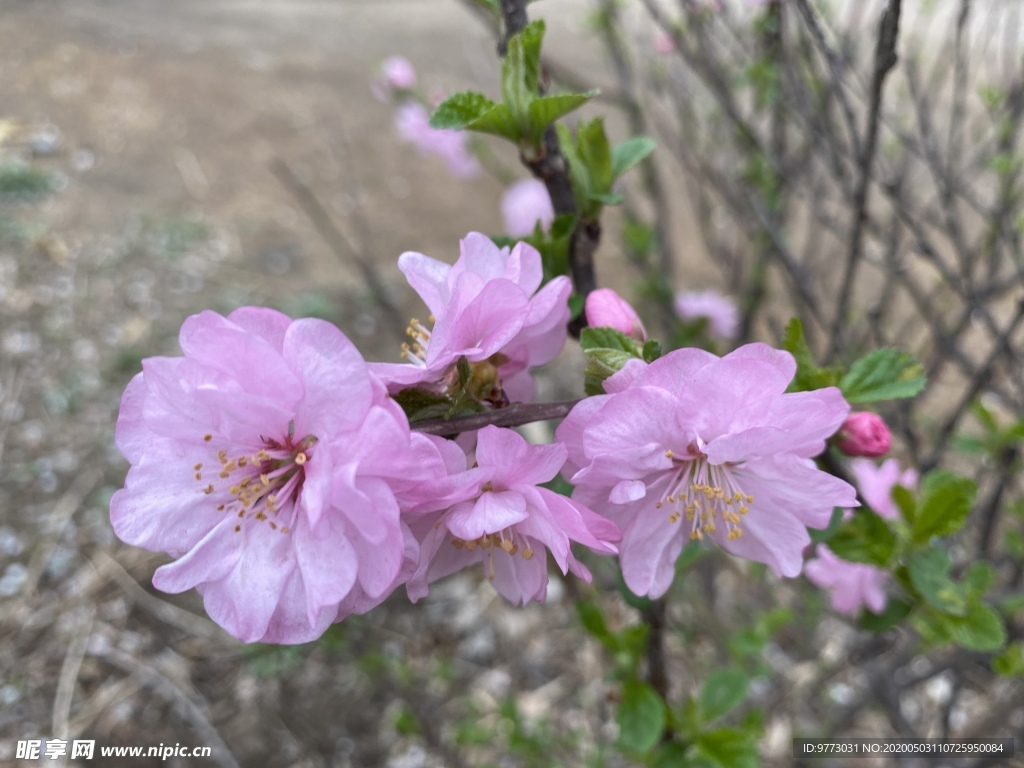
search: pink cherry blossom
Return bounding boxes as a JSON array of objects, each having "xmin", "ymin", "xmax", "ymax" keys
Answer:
[
  {"xmin": 674, "ymin": 289, "xmax": 740, "ymax": 340},
  {"xmin": 836, "ymin": 412, "xmax": 892, "ymax": 458},
  {"xmin": 556, "ymin": 344, "xmax": 857, "ymax": 597},
  {"xmin": 849, "ymin": 457, "xmax": 917, "ymax": 521},
  {"xmin": 372, "ymin": 56, "xmax": 417, "ymax": 101},
  {"xmin": 585, "ymin": 288, "xmax": 647, "ymax": 342},
  {"xmin": 111, "ymin": 308, "xmax": 441, "ymax": 644},
  {"xmin": 501, "ymin": 178, "xmax": 555, "ymax": 237},
  {"xmin": 395, "ymin": 101, "xmax": 480, "ymax": 179},
  {"xmin": 371, "ymin": 232, "xmax": 572, "ymax": 403},
  {"xmin": 804, "ymin": 545, "xmax": 888, "ymax": 616},
  {"xmin": 406, "ymin": 426, "xmax": 620, "ymax": 605}
]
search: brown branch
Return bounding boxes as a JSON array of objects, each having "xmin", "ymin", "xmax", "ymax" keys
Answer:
[
  {"xmin": 829, "ymin": 0, "xmax": 902, "ymax": 355},
  {"xmin": 410, "ymin": 399, "xmax": 581, "ymax": 436}
]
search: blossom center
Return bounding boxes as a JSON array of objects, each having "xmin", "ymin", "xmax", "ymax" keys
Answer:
[
  {"xmin": 399, "ymin": 316, "xmax": 433, "ymax": 366},
  {"xmin": 196, "ymin": 430, "xmax": 318, "ymax": 535},
  {"xmin": 657, "ymin": 449, "xmax": 753, "ymax": 542}
]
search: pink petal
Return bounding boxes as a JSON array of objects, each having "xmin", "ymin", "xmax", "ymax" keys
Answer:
[
  {"xmin": 446, "ymin": 491, "xmax": 529, "ymax": 541},
  {"xmin": 151, "ymin": 520, "xmax": 244, "ymax": 594},
  {"xmin": 293, "ymin": 514, "xmax": 359, "ymax": 623},
  {"xmin": 398, "ymin": 250, "xmax": 451, "ymax": 320}
]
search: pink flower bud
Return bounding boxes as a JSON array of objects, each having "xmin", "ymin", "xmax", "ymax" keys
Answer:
[
  {"xmin": 585, "ymin": 288, "xmax": 647, "ymax": 341},
  {"xmin": 835, "ymin": 412, "xmax": 892, "ymax": 458},
  {"xmin": 372, "ymin": 56, "xmax": 417, "ymax": 101}
]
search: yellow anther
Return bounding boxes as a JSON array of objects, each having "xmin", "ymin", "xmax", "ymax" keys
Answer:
[
  {"xmin": 234, "ymin": 524, "xmax": 241, "ymax": 532},
  {"xmin": 500, "ymin": 539, "xmax": 515, "ymax": 554},
  {"xmin": 739, "ymin": 506, "xmax": 749, "ymax": 515},
  {"xmin": 269, "ymin": 522, "xmax": 277, "ymax": 530},
  {"xmin": 220, "ymin": 470, "xmax": 230, "ymax": 478},
  {"xmin": 690, "ymin": 530, "xmax": 703, "ymax": 541},
  {"xmin": 194, "ymin": 472, "xmax": 202, "ymax": 481},
  {"xmin": 465, "ymin": 540, "xmax": 477, "ymax": 551},
  {"xmin": 216, "ymin": 504, "xmax": 225, "ymax": 511},
  {"xmin": 203, "ymin": 484, "xmax": 214, "ymax": 494},
  {"xmin": 295, "ymin": 452, "xmax": 307, "ymax": 465},
  {"xmin": 522, "ymin": 548, "xmax": 535, "ymax": 561},
  {"xmin": 238, "ymin": 456, "xmax": 247, "ymax": 466},
  {"xmin": 280, "ymin": 526, "xmax": 290, "ymax": 534},
  {"xmin": 229, "ymin": 485, "xmax": 240, "ymax": 494},
  {"xmin": 665, "ymin": 449, "xmax": 674, "ymax": 458},
  {"xmin": 746, "ymin": 494, "xmax": 754, "ymax": 503},
  {"xmin": 261, "ymin": 474, "xmax": 270, "ymax": 486},
  {"xmin": 194, "ymin": 463, "xmax": 202, "ymax": 471},
  {"xmin": 655, "ymin": 502, "xmax": 663, "ymax": 509},
  {"xmin": 452, "ymin": 539, "xmax": 464, "ymax": 549},
  {"xmin": 203, "ymin": 434, "xmax": 212, "ymax": 442}
]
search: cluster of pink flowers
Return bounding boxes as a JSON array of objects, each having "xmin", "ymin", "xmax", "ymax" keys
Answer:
[
  {"xmin": 111, "ymin": 239, "xmax": 864, "ymax": 643},
  {"xmin": 674, "ymin": 289, "xmax": 740, "ymax": 340},
  {"xmin": 374, "ymin": 56, "xmax": 480, "ymax": 179},
  {"xmin": 804, "ymin": 458, "xmax": 917, "ymax": 616}
]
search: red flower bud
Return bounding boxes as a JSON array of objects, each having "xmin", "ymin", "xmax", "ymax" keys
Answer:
[{"xmin": 835, "ymin": 412, "xmax": 891, "ymax": 458}]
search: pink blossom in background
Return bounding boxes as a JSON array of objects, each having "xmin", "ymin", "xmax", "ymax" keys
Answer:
[
  {"xmin": 395, "ymin": 101, "xmax": 480, "ymax": 179},
  {"xmin": 804, "ymin": 545, "xmax": 888, "ymax": 616},
  {"xmin": 372, "ymin": 56, "xmax": 417, "ymax": 101},
  {"xmin": 654, "ymin": 30, "xmax": 676, "ymax": 55},
  {"xmin": 849, "ymin": 457, "xmax": 917, "ymax": 520},
  {"xmin": 585, "ymin": 288, "xmax": 647, "ymax": 341},
  {"xmin": 674, "ymin": 289, "xmax": 740, "ymax": 340},
  {"xmin": 501, "ymin": 178, "xmax": 555, "ymax": 237},
  {"xmin": 371, "ymin": 233, "xmax": 572, "ymax": 402},
  {"xmin": 836, "ymin": 411, "xmax": 891, "ymax": 458},
  {"xmin": 406, "ymin": 426, "xmax": 620, "ymax": 605},
  {"xmin": 110, "ymin": 308, "xmax": 442, "ymax": 644},
  {"xmin": 557, "ymin": 343, "xmax": 857, "ymax": 597}
]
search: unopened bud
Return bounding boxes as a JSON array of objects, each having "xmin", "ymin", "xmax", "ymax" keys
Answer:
[
  {"xmin": 836, "ymin": 412, "xmax": 891, "ymax": 458},
  {"xmin": 585, "ymin": 288, "xmax": 646, "ymax": 341}
]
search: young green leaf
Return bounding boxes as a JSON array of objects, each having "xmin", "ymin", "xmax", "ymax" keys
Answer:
[
  {"xmin": 430, "ymin": 92, "xmax": 498, "ymax": 130},
  {"xmin": 526, "ymin": 91, "xmax": 598, "ymax": 142},
  {"xmin": 617, "ymin": 679, "xmax": 666, "ymax": 754},
  {"xmin": 827, "ymin": 511, "xmax": 896, "ymax": 567},
  {"xmin": 859, "ymin": 597, "xmax": 913, "ymax": 632},
  {"xmin": 693, "ymin": 728, "xmax": 759, "ymax": 768},
  {"xmin": 612, "ymin": 136, "xmax": 656, "ymax": 179},
  {"xmin": 578, "ymin": 118, "xmax": 613, "ymax": 199},
  {"xmin": 467, "ymin": 104, "xmax": 521, "ymax": 141},
  {"xmin": 911, "ymin": 471, "xmax": 976, "ymax": 544},
  {"xmin": 781, "ymin": 318, "xmax": 838, "ymax": 391},
  {"xmin": 700, "ymin": 668, "xmax": 749, "ymax": 721},
  {"xmin": 839, "ymin": 348, "xmax": 926, "ymax": 403},
  {"xmin": 581, "ymin": 326, "xmax": 641, "ymax": 354},
  {"xmin": 907, "ymin": 548, "xmax": 967, "ymax": 616}
]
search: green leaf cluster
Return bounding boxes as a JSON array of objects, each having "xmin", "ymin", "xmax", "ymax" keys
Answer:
[
  {"xmin": 557, "ymin": 118, "xmax": 655, "ymax": 219},
  {"xmin": 429, "ymin": 21, "xmax": 597, "ymax": 148}
]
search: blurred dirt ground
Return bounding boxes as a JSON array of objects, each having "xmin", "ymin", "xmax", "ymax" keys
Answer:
[{"xmin": 0, "ymin": 2, "xmax": 639, "ymax": 767}]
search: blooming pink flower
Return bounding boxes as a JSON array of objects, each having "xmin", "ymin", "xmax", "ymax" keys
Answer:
[
  {"xmin": 585, "ymin": 288, "xmax": 647, "ymax": 342},
  {"xmin": 111, "ymin": 308, "xmax": 441, "ymax": 644},
  {"xmin": 501, "ymin": 178, "xmax": 555, "ymax": 237},
  {"xmin": 848, "ymin": 457, "xmax": 917, "ymax": 521},
  {"xmin": 804, "ymin": 545, "xmax": 888, "ymax": 616},
  {"xmin": 406, "ymin": 426, "xmax": 620, "ymax": 605},
  {"xmin": 395, "ymin": 101, "xmax": 480, "ymax": 179},
  {"xmin": 371, "ymin": 233, "xmax": 572, "ymax": 402},
  {"xmin": 836, "ymin": 412, "xmax": 891, "ymax": 458},
  {"xmin": 674, "ymin": 289, "xmax": 740, "ymax": 340},
  {"xmin": 556, "ymin": 343, "xmax": 857, "ymax": 597}
]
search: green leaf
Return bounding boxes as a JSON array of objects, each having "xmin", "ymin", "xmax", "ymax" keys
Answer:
[
  {"xmin": 502, "ymin": 33, "xmax": 534, "ymax": 129},
  {"xmin": 839, "ymin": 348, "xmax": 927, "ymax": 403},
  {"xmin": 557, "ymin": 123, "xmax": 591, "ymax": 211},
  {"xmin": 946, "ymin": 601, "xmax": 1006, "ymax": 651},
  {"xmin": 642, "ymin": 339, "xmax": 663, "ymax": 363},
  {"xmin": 526, "ymin": 91, "xmax": 597, "ymax": 141},
  {"xmin": 576, "ymin": 600, "xmax": 616, "ymax": 651},
  {"xmin": 518, "ymin": 19, "xmax": 545, "ymax": 94},
  {"xmin": 693, "ymin": 728, "xmax": 759, "ymax": 768},
  {"xmin": 907, "ymin": 548, "xmax": 967, "ymax": 616},
  {"xmin": 808, "ymin": 507, "xmax": 844, "ymax": 544},
  {"xmin": 392, "ymin": 387, "xmax": 453, "ymax": 422},
  {"xmin": 963, "ymin": 561, "xmax": 995, "ymax": 597},
  {"xmin": 581, "ymin": 326, "xmax": 641, "ymax": 354},
  {"xmin": 911, "ymin": 470, "xmax": 976, "ymax": 544},
  {"xmin": 781, "ymin": 318, "xmax": 838, "ymax": 391},
  {"xmin": 578, "ymin": 118, "xmax": 613, "ymax": 198},
  {"xmin": 589, "ymin": 191, "xmax": 625, "ymax": 205},
  {"xmin": 892, "ymin": 484, "xmax": 916, "ymax": 525},
  {"xmin": 584, "ymin": 349, "xmax": 638, "ymax": 395},
  {"xmin": 467, "ymin": 104, "xmax": 521, "ymax": 140},
  {"xmin": 430, "ymin": 91, "xmax": 497, "ymax": 130},
  {"xmin": 612, "ymin": 136, "xmax": 656, "ymax": 179},
  {"xmin": 653, "ymin": 743, "xmax": 697, "ymax": 768},
  {"xmin": 617, "ymin": 679, "xmax": 666, "ymax": 754},
  {"xmin": 993, "ymin": 642, "xmax": 1024, "ymax": 677},
  {"xmin": 859, "ymin": 597, "xmax": 912, "ymax": 632},
  {"xmin": 827, "ymin": 511, "xmax": 896, "ymax": 567},
  {"xmin": 699, "ymin": 668, "xmax": 749, "ymax": 721}
]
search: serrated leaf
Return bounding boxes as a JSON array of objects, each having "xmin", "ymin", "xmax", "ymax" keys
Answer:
[
  {"xmin": 840, "ymin": 348, "xmax": 927, "ymax": 403},
  {"xmin": 781, "ymin": 317, "xmax": 838, "ymax": 391},
  {"xmin": 827, "ymin": 511, "xmax": 896, "ymax": 567},
  {"xmin": 617, "ymin": 679, "xmax": 666, "ymax": 754},
  {"xmin": 859, "ymin": 597, "xmax": 912, "ymax": 632},
  {"xmin": 581, "ymin": 326, "xmax": 641, "ymax": 354},
  {"xmin": 946, "ymin": 601, "xmax": 1007, "ymax": 651},
  {"xmin": 907, "ymin": 548, "xmax": 967, "ymax": 616},
  {"xmin": 693, "ymin": 728, "xmax": 759, "ymax": 768},
  {"xmin": 700, "ymin": 668, "xmax": 749, "ymax": 721},
  {"xmin": 911, "ymin": 470, "xmax": 976, "ymax": 544},
  {"xmin": 578, "ymin": 117, "xmax": 613, "ymax": 198},
  {"xmin": 430, "ymin": 91, "xmax": 497, "ymax": 131},
  {"xmin": 526, "ymin": 91, "xmax": 597, "ymax": 142},
  {"xmin": 518, "ymin": 19, "xmax": 545, "ymax": 93},
  {"xmin": 642, "ymin": 339, "xmax": 663, "ymax": 363},
  {"xmin": 467, "ymin": 104, "xmax": 521, "ymax": 140},
  {"xmin": 612, "ymin": 136, "xmax": 656, "ymax": 179}
]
